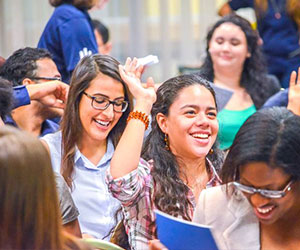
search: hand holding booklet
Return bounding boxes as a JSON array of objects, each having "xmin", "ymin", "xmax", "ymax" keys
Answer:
[{"xmin": 155, "ymin": 210, "xmax": 219, "ymax": 250}]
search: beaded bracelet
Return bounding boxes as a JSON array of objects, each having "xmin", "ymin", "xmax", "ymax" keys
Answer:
[{"xmin": 127, "ymin": 111, "xmax": 149, "ymax": 130}]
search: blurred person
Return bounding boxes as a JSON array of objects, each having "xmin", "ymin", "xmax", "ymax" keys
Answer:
[
  {"xmin": 219, "ymin": 0, "xmax": 300, "ymax": 88},
  {"xmin": 38, "ymin": 0, "xmax": 108, "ymax": 83},
  {"xmin": 0, "ymin": 77, "xmax": 13, "ymax": 126},
  {"xmin": 0, "ymin": 126, "xmax": 89, "ymax": 249},
  {"xmin": 92, "ymin": 19, "xmax": 112, "ymax": 55},
  {"xmin": 107, "ymin": 58, "xmax": 223, "ymax": 249},
  {"xmin": 41, "ymin": 54, "xmax": 133, "ymax": 239},
  {"xmin": 263, "ymin": 67, "xmax": 300, "ymax": 116},
  {"xmin": 0, "ymin": 77, "xmax": 80, "ymax": 237},
  {"xmin": 0, "ymin": 47, "xmax": 63, "ymax": 137},
  {"xmin": 0, "ymin": 56, "xmax": 5, "ymax": 69},
  {"xmin": 198, "ymin": 14, "xmax": 280, "ymax": 150}
]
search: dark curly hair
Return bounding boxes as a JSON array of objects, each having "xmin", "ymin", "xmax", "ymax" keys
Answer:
[
  {"xmin": 0, "ymin": 47, "xmax": 52, "ymax": 87},
  {"xmin": 142, "ymin": 74, "xmax": 223, "ymax": 225},
  {"xmin": 199, "ymin": 14, "xmax": 280, "ymax": 109},
  {"xmin": 0, "ymin": 77, "xmax": 13, "ymax": 120}
]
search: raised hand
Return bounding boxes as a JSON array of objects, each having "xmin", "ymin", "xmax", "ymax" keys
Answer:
[
  {"xmin": 26, "ymin": 80, "xmax": 69, "ymax": 109},
  {"xmin": 287, "ymin": 67, "xmax": 300, "ymax": 116},
  {"xmin": 119, "ymin": 57, "xmax": 156, "ymax": 113}
]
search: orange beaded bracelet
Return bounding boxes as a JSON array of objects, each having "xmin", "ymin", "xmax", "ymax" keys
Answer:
[{"xmin": 127, "ymin": 111, "xmax": 149, "ymax": 130}]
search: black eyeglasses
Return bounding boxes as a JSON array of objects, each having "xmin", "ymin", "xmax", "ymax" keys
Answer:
[
  {"xmin": 83, "ymin": 92, "xmax": 128, "ymax": 113},
  {"xmin": 30, "ymin": 76, "xmax": 62, "ymax": 81},
  {"xmin": 233, "ymin": 180, "xmax": 294, "ymax": 199}
]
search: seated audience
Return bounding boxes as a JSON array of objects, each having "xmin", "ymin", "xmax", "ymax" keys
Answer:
[
  {"xmin": 193, "ymin": 107, "xmax": 300, "ymax": 250},
  {"xmin": 0, "ymin": 126, "xmax": 89, "ymax": 249},
  {"xmin": 42, "ymin": 54, "xmax": 133, "ymax": 239},
  {"xmin": 151, "ymin": 107, "xmax": 300, "ymax": 250},
  {"xmin": 0, "ymin": 77, "xmax": 79, "ymax": 236},
  {"xmin": 198, "ymin": 14, "xmax": 280, "ymax": 150},
  {"xmin": 0, "ymin": 47, "xmax": 63, "ymax": 137},
  {"xmin": 107, "ymin": 58, "xmax": 223, "ymax": 249}
]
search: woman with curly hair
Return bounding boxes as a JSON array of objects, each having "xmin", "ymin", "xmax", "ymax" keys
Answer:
[
  {"xmin": 107, "ymin": 58, "xmax": 223, "ymax": 249},
  {"xmin": 199, "ymin": 14, "xmax": 280, "ymax": 150},
  {"xmin": 219, "ymin": 0, "xmax": 300, "ymax": 89}
]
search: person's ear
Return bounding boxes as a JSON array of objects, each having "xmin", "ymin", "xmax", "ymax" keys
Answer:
[
  {"xmin": 22, "ymin": 78, "xmax": 35, "ymax": 86},
  {"xmin": 156, "ymin": 112, "xmax": 168, "ymax": 134},
  {"xmin": 247, "ymin": 52, "xmax": 251, "ymax": 58},
  {"xmin": 103, "ymin": 41, "xmax": 112, "ymax": 55}
]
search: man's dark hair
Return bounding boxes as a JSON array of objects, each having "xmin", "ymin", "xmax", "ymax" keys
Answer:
[
  {"xmin": 0, "ymin": 77, "xmax": 13, "ymax": 119},
  {"xmin": 92, "ymin": 19, "xmax": 109, "ymax": 44},
  {"xmin": 0, "ymin": 47, "xmax": 52, "ymax": 87}
]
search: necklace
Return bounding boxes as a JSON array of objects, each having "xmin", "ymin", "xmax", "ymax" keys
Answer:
[{"xmin": 270, "ymin": 0, "xmax": 282, "ymax": 19}]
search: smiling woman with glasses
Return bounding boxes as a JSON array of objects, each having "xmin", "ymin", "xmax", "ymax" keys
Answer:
[
  {"xmin": 41, "ymin": 54, "xmax": 133, "ymax": 240},
  {"xmin": 192, "ymin": 107, "xmax": 300, "ymax": 250}
]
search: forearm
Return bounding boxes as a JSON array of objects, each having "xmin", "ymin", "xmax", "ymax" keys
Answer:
[{"xmin": 110, "ymin": 100, "xmax": 152, "ymax": 179}]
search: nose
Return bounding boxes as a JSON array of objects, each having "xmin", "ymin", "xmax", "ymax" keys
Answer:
[
  {"xmin": 101, "ymin": 103, "xmax": 114, "ymax": 119},
  {"xmin": 249, "ymin": 193, "xmax": 271, "ymax": 208},
  {"xmin": 221, "ymin": 41, "xmax": 230, "ymax": 52},
  {"xmin": 195, "ymin": 113, "xmax": 209, "ymax": 128}
]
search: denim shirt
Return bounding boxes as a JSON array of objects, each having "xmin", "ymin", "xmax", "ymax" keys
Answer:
[{"xmin": 42, "ymin": 131, "xmax": 121, "ymax": 239}]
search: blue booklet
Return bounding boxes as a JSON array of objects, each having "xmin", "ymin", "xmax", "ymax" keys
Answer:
[{"xmin": 155, "ymin": 210, "xmax": 219, "ymax": 250}]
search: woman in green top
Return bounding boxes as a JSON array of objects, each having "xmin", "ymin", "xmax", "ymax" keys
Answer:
[{"xmin": 198, "ymin": 14, "xmax": 280, "ymax": 150}]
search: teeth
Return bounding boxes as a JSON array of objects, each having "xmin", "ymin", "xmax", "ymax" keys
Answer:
[
  {"xmin": 257, "ymin": 206, "xmax": 274, "ymax": 214},
  {"xmin": 95, "ymin": 120, "xmax": 110, "ymax": 127},
  {"xmin": 193, "ymin": 133, "xmax": 209, "ymax": 139}
]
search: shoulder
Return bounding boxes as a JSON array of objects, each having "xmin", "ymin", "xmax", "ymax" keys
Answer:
[
  {"xmin": 265, "ymin": 74, "xmax": 281, "ymax": 93},
  {"xmin": 52, "ymin": 4, "xmax": 87, "ymax": 25},
  {"xmin": 262, "ymin": 89, "xmax": 288, "ymax": 108},
  {"xmin": 42, "ymin": 130, "xmax": 62, "ymax": 144}
]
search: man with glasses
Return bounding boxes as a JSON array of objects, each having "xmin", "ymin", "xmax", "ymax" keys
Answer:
[{"xmin": 0, "ymin": 47, "xmax": 64, "ymax": 137}]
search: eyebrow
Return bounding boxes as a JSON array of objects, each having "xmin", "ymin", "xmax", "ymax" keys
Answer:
[
  {"xmin": 92, "ymin": 93, "xmax": 125, "ymax": 100},
  {"xmin": 180, "ymin": 104, "xmax": 216, "ymax": 110}
]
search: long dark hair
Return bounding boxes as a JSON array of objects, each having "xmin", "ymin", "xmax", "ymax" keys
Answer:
[
  {"xmin": 199, "ymin": 14, "xmax": 279, "ymax": 109},
  {"xmin": 60, "ymin": 54, "xmax": 133, "ymax": 187},
  {"xmin": 142, "ymin": 74, "xmax": 223, "ymax": 222},
  {"xmin": 221, "ymin": 107, "xmax": 300, "ymax": 183}
]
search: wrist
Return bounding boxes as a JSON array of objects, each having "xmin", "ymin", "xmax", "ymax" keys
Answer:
[{"xmin": 134, "ymin": 99, "xmax": 153, "ymax": 114}]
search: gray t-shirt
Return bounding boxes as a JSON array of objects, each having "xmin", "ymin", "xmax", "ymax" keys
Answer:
[{"xmin": 55, "ymin": 173, "xmax": 79, "ymax": 225}]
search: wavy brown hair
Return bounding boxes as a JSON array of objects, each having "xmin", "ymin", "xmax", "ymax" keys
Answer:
[
  {"xmin": 142, "ymin": 74, "xmax": 223, "ymax": 230},
  {"xmin": 60, "ymin": 54, "xmax": 133, "ymax": 187},
  {"xmin": 255, "ymin": 0, "xmax": 300, "ymax": 25},
  {"xmin": 49, "ymin": 0, "xmax": 99, "ymax": 9}
]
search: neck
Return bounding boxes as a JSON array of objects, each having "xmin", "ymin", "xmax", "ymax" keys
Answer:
[
  {"xmin": 178, "ymin": 156, "xmax": 208, "ymax": 186},
  {"xmin": 12, "ymin": 105, "xmax": 44, "ymax": 136},
  {"xmin": 77, "ymin": 136, "xmax": 107, "ymax": 165},
  {"xmin": 213, "ymin": 66, "xmax": 243, "ymax": 90}
]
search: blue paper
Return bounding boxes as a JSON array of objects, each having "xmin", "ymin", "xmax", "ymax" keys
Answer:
[{"xmin": 155, "ymin": 210, "xmax": 219, "ymax": 250}]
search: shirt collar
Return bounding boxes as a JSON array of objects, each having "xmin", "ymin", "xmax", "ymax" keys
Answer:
[{"xmin": 74, "ymin": 138, "xmax": 114, "ymax": 169}]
